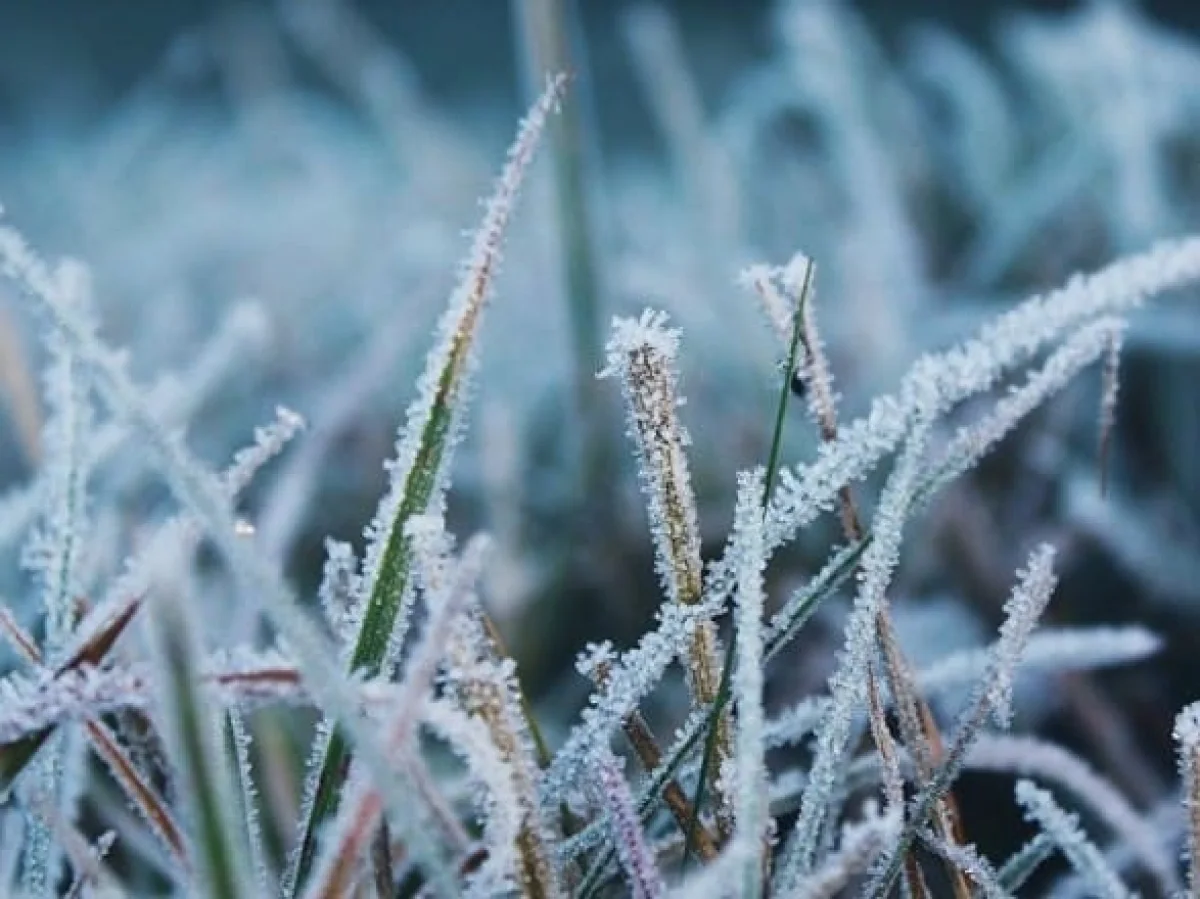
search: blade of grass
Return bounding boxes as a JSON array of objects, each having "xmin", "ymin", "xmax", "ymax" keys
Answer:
[
  {"xmin": 681, "ymin": 259, "xmax": 814, "ymax": 871},
  {"xmin": 287, "ymin": 75, "xmax": 565, "ymax": 895},
  {"xmin": 54, "ymin": 596, "xmax": 143, "ymax": 676},
  {"xmin": 513, "ymin": 0, "xmax": 608, "ymax": 510},
  {"xmin": 86, "ymin": 719, "xmax": 189, "ymax": 870},
  {"xmin": 150, "ymin": 588, "xmax": 249, "ymax": 899},
  {"xmin": 994, "ymin": 833, "xmax": 1054, "ymax": 895},
  {"xmin": 289, "ymin": 360, "xmax": 457, "ymax": 888}
]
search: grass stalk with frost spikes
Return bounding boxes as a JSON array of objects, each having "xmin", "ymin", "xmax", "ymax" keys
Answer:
[
  {"xmin": 287, "ymin": 74, "xmax": 566, "ymax": 894},
  {"xmin": 600, "ymin": 310, "xmax": 734, "ymax": 841},
  {"xmin": 147, "ymin": 576, "xmax": 250, "ymax": 899},
  {"xmin": 1173, "ymin": 702, "xmax": 1200, "ymax": 895},
  {"xmin": 684, "ymin": 259, "xmax": 813, "ymax": 871}
]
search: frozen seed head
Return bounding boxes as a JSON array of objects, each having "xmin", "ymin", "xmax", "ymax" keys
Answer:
[
  {"xmin": 599, "ymin": 309, "xmax": 683, "ymax": 383},
  {"xmin": 599, "ymin": 309, "xmax": 701, "ymax": 607}
]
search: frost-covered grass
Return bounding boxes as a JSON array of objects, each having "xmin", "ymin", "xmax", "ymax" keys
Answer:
[{"xmin": 0, "ymin": 0, "xmax": 1199, "ymax": 896}]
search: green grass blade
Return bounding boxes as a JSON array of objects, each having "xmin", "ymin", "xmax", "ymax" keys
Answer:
[
  {"xmin": 290, "ymin": 387, "xmax": 452, "ymax": 886},
  {"xmin": 287, "ymin": 75, "xmax": 566, "ymax": 895},
  {"xmin": 762, "ymin": 260, "xmax": 814, "ymax": 506},
  {"xmin": 681, "ymin": 259, "xmax": 814, "ymax": 871},
  {"xmin": 151, "ymin": 592, "xmax": 248, "ymax": 899}
]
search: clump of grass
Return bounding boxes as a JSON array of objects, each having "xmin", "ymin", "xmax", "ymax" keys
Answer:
[{"xmin": 3, "ymin": 7, "xmax": 1200, "ymax": 898}]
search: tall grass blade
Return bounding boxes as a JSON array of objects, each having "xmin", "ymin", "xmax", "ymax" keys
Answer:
[
  {"xmin": 287, "ymin": 74, "xmax": 565, "ymax": 893},
  {"xmin": 147, "ymin": 581, "xmax": 250, "ymax": 899},
  {"xmin": 684, "ymin": 257, "xmax": 814, "ymax": 869}
]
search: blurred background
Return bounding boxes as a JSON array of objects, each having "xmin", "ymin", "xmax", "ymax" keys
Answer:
[{"xmin": 1, "ymin": 0, "xmax": 1199, "ymax": 886}]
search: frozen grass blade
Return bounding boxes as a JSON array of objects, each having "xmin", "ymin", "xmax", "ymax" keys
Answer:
[
  {"xmin": 594, "ymin": 747, "xmax": 664, "ymax": 899},
  {"xmin": 601, "ymin": 309, "xmax": 733, "ymax": 846},
  {"xmin": 288, "ymin": 73, "xmax": 565, "ymax": 893},
  {"xmin": 995, "ymin": 833, "xmax": 1054, "ymax": 894},
  {"xmin": 1174, "ymin": 701, "xmax": 1200, "ymax": 896},
  {"xmin": 775, "ymin": 413, "xmax": 935, "ymax": 891},
  {"xmin": 599, "ymin": 310, "xmax": 704, "ymax": 609},
  {"xmin": 147, "ymin": 577, "xmax": 250, "ymax": 899},
  {"xmin": 27, "ymin": 308, "xmax": 91, "ymax": 655},
  {"xmin": 1014, "ymin": 780, "xmax": 1133, "ymax": 899},
  {"xmin": 967, "ymin": 734, "xmax": 1177, "ymax": 894},
  {"xmin": 866, "ymin": 545, "xmax": 1059, "ymax": 898},
  {"xmin": 1096, "ymin": 330, "xmax": 1122, "ymax": 497},
  {"xmin": 764, "ymin": 258, "xmax": 815, "ymax": 506},
  {"xmin": 791, "ymin": 807, "xmax": 901, "ymax": 899},
  {"xmin": 226, "ymin": 710, "xmax": 271, "ymax": 898},
  {"xmin": 685, "ymin": 258, "xmax": 813, "ymax": 869},
  {"xmin": 727, "ymin": 469, "xmax": 769, "ymax": 897}
]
